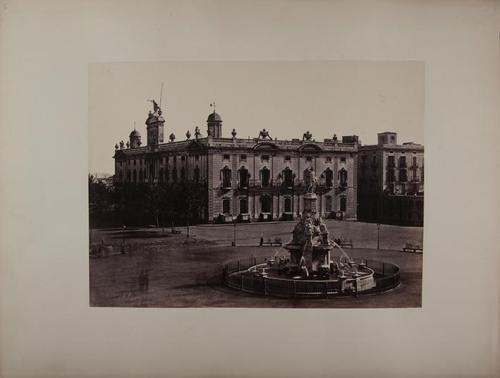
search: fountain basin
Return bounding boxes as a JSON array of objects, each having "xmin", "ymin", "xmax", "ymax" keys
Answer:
[{"xmin": 222, "ymin": 256, "xmax": 400, "ymax": 298}]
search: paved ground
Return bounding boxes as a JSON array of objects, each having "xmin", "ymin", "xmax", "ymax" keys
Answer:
[{"xmin": 89, "ymin": 221, "xmax": 422, "ymax": 308}]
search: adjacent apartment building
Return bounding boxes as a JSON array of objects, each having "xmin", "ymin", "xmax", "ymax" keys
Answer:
[{"xmin": 357, "ymin": 132, "xmax": 424, "ymax": 226}]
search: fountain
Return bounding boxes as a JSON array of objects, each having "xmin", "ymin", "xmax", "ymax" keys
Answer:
[{"xmin": 222, "ymin": 167, "xmax": 400, "ymax": 297}]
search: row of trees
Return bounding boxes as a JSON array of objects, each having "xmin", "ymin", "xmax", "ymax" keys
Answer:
[{"xmin": 88, "ymin": 174, "xmax": 207, "ymax": 228}]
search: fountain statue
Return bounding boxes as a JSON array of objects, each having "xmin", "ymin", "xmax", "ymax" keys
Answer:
[
  {"xmin": 222, "ymin": 162, "xmax": 394, "ymax": 297},
  {"xmin": 285, "ymin": 167, "xmax": 333, "ymax": 277}
]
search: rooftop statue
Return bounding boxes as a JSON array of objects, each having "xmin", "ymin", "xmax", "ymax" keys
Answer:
[
  {"xmin": 303, "ymin": 131, "xmax": 312, "ymax": 141},
  {"xmin": 258, "ymin": 128, "xmax": 272, "ymax": 140},
  {"xmin": 148, "ymin": 99, "xmax": 162, "ymax": 115}
]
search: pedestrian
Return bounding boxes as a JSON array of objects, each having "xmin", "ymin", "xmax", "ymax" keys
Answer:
[
  {"xmin": 144, "ymin": 272, "xmax": 149, "ymax": 291},
  {"xmin": 139, "ymin": 270, "xmax": 144, "ymax": 291}
]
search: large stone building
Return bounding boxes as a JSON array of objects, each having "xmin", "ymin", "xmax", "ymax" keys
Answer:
[
  {"xmin": 113, "ymin": 102, "xmax": 359, "ymax": 223},
  {"xmin": 357, "ymin": 132, "xmax": 424, "ymax": 226}
]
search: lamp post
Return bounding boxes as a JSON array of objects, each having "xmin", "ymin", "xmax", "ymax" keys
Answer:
[
  {"xmin": 377, "ymin": 223, "xmax": 380, "ymax": 250},
  {"xmin": 232, "ymin": 215, "xmax": 237, "ymax": 247}
]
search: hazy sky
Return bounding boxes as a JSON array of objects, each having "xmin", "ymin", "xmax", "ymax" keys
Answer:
[{"xmin": 89, "ymin": 61, "xmax": 424, "ymax": 174}]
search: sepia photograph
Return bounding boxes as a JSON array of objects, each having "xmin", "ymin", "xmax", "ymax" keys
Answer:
[
  {"xmin": 88, "ymin": 61, "xmax": 424, "ymax": 308},
  {"xmin": 2, "ymin": 1, "xmax": 499, "ymax": 377}
]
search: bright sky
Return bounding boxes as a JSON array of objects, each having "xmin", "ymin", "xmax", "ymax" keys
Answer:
[{"xmin": 89, "ymin": 61, "xmax": 424, "ymax": 174}]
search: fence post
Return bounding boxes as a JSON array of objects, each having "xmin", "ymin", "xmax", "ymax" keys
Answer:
[{"xmin": 264, "ymin": 277, "xmax": 267, "ymax": 296}]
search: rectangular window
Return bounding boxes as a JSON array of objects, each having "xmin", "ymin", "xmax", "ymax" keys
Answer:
[
  {"xmin": 261, "ymin": 155, "xmax": 269, "ymax": 162},
  {"xmin": 181, "ymin": 156, "xmax": 186, "ymax": 161},
  {"xmin": 223, "ymin": 154, "xmax": 230, "ymax": 160},
  {"xmin": 399, "ymin": 169, "xmax": 408, "ymax": 182},
  {"xmin": 240, "ymin": 154, "xmax": 247, "ymax": 161},
  {"xmin": 387, "ymin": 156, "xmax": 395, "ymax": 168},
  {"xmin": 340, "ymin": 197, "xmax": 347, "ymax": 212},
  {"xmin": 222, "ymin": 198, "xmax": 231, "ymax": 214},
  {"xmin": 285, "ymin": 156, "xmax": 291, "ymax": 161},
  {"xmin": 325, "ymin": 196, "xmax": 332, "ymax": 212},
  {"xmin": 326, "ymin": 157, "xmax": 332, "ymax": 163},
  {"xmin": 340, "ymin": 157, "xmax": 346, "ymax": 163},
  {"xmin": 306, "ymin": 156, "xmax": 312, "ymax": 162},
  {"xmin": 386, "ymin": 169, "xmax": 395, "ymax": 183},
  {"xmin": 195, "ymin": 155, "xmax": 199, "ymax": 161},
  {"xmin": 240, "ymin": 198, "xmax": 248, "ymax": 214}
]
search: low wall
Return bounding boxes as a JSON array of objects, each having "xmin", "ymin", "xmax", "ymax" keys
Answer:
[{"xmin": 222, "ymin": 256, "xmax": 400, "ymax": 298}]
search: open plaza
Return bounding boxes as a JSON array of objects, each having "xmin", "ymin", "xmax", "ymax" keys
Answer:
[{"xmin": 89, "ymin": 220, "xmax": 423, "ymax": 308}]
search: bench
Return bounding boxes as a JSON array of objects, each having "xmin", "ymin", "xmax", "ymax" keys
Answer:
[
  {"xmin": 403, "ymin": 243, "xmax": 423, "ymax": 253},
  {"xmin": 261, "ymin": 237, "xmax": 282, "ymax": 247},
  {"xmin": 340, "ymin": 242, "xmax": 354, "ymax": 248},
  {"xmin": 90, "ymin": 243, "xmax": 114, "ymax": 258}
]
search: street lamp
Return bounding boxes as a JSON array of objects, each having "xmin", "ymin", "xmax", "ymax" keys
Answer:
[
  {"xmin": 377, "ymin": 223, "xmax": 380, "ymax": 250},
  {"xmin": 232, "ymin": 215, "xmax": 237, "ymax": 247}
]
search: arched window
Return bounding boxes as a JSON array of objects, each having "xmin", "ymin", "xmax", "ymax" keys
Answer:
[
  {"xmin": 221, "ymin": 166, "xmax": 232, "ymax": 188},
  {"xmin": 239, "ymin": 167, "xmax": 249, "ymax": 188},
  {"xmin": 338, "ymin": 168, "xmax": 348, "ymax": 187},
  {"xmin": 261, "ymin": 167, "xmax": 270, "ymax": 187},
  {"xmin": 282, "ymin": 167, "xmax": 293, "ymax": 187},
  {"xmin": 323, "ymin": 168, "xmax": 333, "ymax": 187}
]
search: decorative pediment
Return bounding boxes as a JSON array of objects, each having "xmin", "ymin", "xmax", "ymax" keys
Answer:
[
  {"xmin": 253, "ymin": 141, "xmax": 279, "ymax": 151},
  {"xmin": 297, "ymin": 143, "xmax": 322, "ymax": 152}
]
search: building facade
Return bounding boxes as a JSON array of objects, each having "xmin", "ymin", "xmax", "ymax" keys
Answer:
[
  {"xmin": 357, "ymin": 132, "xmax": 424, "ymax": 226},
  {"xmin": 113, "ymin": 103, "xmax": 359, "ymax": 223}
]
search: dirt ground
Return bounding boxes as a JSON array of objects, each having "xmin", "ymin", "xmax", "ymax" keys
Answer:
[{"xmin": 89, "ymin": 221, "xmax": 423, "ymax": 308}]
